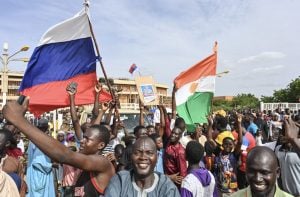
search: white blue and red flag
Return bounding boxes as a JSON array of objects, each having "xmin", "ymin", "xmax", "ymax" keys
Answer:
[
  {"xmin": 19, "ymin": 8, "xmax": 112, "ymax": 116},
  {"xmin": 128, "ymin": 63, "xmax": 138, "ymax": 74}
]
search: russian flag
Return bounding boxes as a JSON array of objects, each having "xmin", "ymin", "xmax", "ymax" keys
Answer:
[
  {"xmin": 19, "ymin": 9, "xmax": 112, "ymax": 116},
  {"xmin": 128, "ymin": 63, "xmax": 138, "ymax": 74}
]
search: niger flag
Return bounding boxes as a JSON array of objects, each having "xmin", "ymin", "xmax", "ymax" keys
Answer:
[{"xmin": 174, "ymin": 43, "xmax": 217, "ymax": 126}]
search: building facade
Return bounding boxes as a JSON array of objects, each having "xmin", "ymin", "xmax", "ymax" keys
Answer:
[
  {"xmin": 213, "ymin": 96, "xmax": 234, "ymax": 101},
  {"xmin": 113, "ymin": 78, "xmax": 170, "ymax": 113},
  {"xmin": 0, "ymin": 71, "xmax": 23, "ymax": 107},
  {"xmin": 0, "ymin": 72, "xmax": 171, "ymax": 112}
]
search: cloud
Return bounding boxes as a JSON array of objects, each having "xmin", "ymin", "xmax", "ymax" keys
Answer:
[
  {"xmin": 252, "ymin": 65, "xmax": 284, "ymax": 73},
  {"xmin": 237, "ymin": 52, "xmax": 286, "ymax": 64},
  {"xmin": 1, "ymin": 0, "xmax": 300, "ymax": 98}
]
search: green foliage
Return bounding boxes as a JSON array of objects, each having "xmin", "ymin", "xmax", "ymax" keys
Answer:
[
  {"xmin": 288, "ymin": 77, "xmax": 300, "ymax": 102},
  {"xmin": 232, "ymin": 93, "xmax": 260, "ymax": 110},
  {"xmin": 273, "ymin": 89, "xmax": 289, "ymax": 102},
  {"xmin": 212, "ymin": 77, "xmax": 299, "ymax": 112},
  {"xmin": 212, "ymin": 99, "xmax": 233, "ymax": 111},
  {"xmin": 261, "ymin": 76, "xmax": 300, "ymax": 102},
  {"xmin": 260, "ymin": 95, "xmax": 275, "ymax": 103},
  {"xmin": 212, "ymin": 94, "xmax": 260, "ymax": 111}
]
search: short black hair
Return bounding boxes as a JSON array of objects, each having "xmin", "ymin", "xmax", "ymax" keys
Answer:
[
  {"xmin": 114, "ymin": 144, "xmax": 125, "ymax": 153},
  {"xmin": 175, "ymin": 117, "xmax": 185, "ymax": 127},
  {"xmin": 37, "ymin": 118, "xmax": 49, "ymax": 132},
  {"xmin": 100, "ymin": 122, "xmax": 109, "ymax": 126},
  {"xmin": 123, "ymin": 135, "xmax": 136, "ymax": 147},
  {"xmin": 223, "ymin": 136, "xmax": 234, "ymax": 143},
  {"xmin": 100, "ymin": 122, "xmax": 112, "ymax": 132},
  {"xmin": 0, "ymin": 129, "xmax": 14, "ymax": 145},
  {"xmin": 247, "ymin": 146, "xmax": 279, "ymax": 169},
  {"xmin": 204, "ymin": 141, "xmax": 215, "ymax": 156},
  {"xmin": 146, "ymin": 125, "xmax": 155, "ymax": 130},
  {"xmin": 186, "ymin": 141, "xmax": 204, "ymax": 164},
  {"xmin": 133, "ymin": 136, "xmax": 157, "ymax": 152},
  {"xmin": 90, "ymin": 125, "xmax": 110, "ymax": 146},
  {"xmin": 216, "ymin": 116, "xmax": 228, "ymax": 130},
  {"xmin": 149, "ymin": 133, "xmax": 161, "ymax": 143},
  {"xmin": 133, "ymin": 125, "xmax": 146, "ymax": 136}
]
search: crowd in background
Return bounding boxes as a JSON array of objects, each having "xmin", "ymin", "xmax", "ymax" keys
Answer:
[{"xmin": 0, "ymin": 81, "xmax": 299, "ymax": 197}]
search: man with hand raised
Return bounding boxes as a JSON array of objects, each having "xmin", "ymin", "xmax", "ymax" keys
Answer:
[{"xmin": 3, "ymin": 97, "xmax": 115, "ymax": 196}]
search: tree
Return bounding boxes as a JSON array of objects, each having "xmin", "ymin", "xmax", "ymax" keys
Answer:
[
  {"xmin": 263, "ymin": 76, "xmax": 300, "ymax": 102},
  {"xmin": 260, "ymin": 95, "xmax": 275, "ymax": 103},
  {"xmin": 232, "ymin": 93, "xmax": 260, "ymax": 110},
  {"xmin": 284, "ymin": 76, "xmax": 300, "ymax": 102},
  {"xmin": 212, "ymin": 99, "xmax": 233, "ymax": 111},
  {"xmin": 273, "ymin": 89, "xmax": 289, "ymax": 102}
]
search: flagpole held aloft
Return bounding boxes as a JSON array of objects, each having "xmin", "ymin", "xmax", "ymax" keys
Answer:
[
  {"xmin": 211, "ymin": 41, "xmax": 218, "ymax": 114},
  {"xmin": 19, "ymin": 7, "xmax": 112, "ymax": 116},
  {"xmin": 213, "ymin": 41, "xmax": 218, "ymax": 53},
  {"xmin": 128, "ymin": 63, "xmax": 142, "ymax": 76},
  {"xmin": 85, "ymin": 7, "xmax": 115, "ymax": 101},
  {"xmin": 83, "ymin": 0, "xmax": 89, "ymax": 12},
  {"xmin": 174, "ymin": 42, "xmax": 218, "ymax": 124}
]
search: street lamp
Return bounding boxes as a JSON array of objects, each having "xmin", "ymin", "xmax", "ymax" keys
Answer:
[
  {"xmin": 216, "ymin": 70, "xmax": 229, "ymax": 77},
  {"xmin": 0, "ymin": 42, "xmax": 29, "ymax": 107}
]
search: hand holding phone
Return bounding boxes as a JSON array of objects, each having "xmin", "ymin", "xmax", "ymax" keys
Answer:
[
  {"xmin": 17, "ymin": 95, "xmax": 26, "ymax": 105},
  {"xmin": 69, "ymin": 82, "xmax": 78, "ymax": 90},
  {"xmin": 66, "ymin": 82, "xmax": 78, "ymax": 95}
]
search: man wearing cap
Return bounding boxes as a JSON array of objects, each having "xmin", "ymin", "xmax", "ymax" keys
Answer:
[
  {"xmin": 57, "ymin": 131, "xmax": 68, "ymax": 146},
  {"xmin": 26, "ymin": 118, "xmax": 56, "ymax": 197}
]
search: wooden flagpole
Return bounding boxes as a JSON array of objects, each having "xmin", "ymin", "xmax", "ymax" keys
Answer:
[
  {"xmin": 84, "ymin": 1, "xmax": 115, "ymax": 101},
  {"xmin": 210, "ymin": 41, "xmax": 218, "ymax": 114}
]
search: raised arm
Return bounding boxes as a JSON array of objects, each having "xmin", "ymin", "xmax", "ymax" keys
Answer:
[
  {"xmin": 234, "ymin": 113, "xmax": 243, "ymax": 154},
  {"xmin": 92, "ymin": 82, "xmax": 102, "ymax": 118},
  {"xmin": 66, "ymin": 82, "xmax": 82, "ymax": 140},
  {"xmin": 161, "ymin": 105, "xmax": 172, "ymax": 140},
  {"xmin": 160, "ymin": 105, "xmax": 167, "ymax": 128},
  {"xmin": 171, "ymin": 84, "xmax": 177, "ymax": 120},
  {"xmin": 113, "ymin": 107, "xmax": 126, "ymax": 138},
  {"xmin": 119, "ymin": 121, "xmax": 130, "ymax": 137},
  {"xmin": 284, "ymin": 118, "xmax": 300, "ymax": 155},
  {"xmin": 139, "ymin": 99, "xmax": 144, "ymax": 126},
  {"xmin": 105, "ymin": 103, "xmax": 115, "ymax": 125},
  {"xmin": 91, "ymin": 82, "xmax": 110, "ymax": 125},
  {"xmin": 3, "ymin": 99, "xmax": 111, "ymax": 172},
  {"xmin": 110, "ymin": 108, "xmax": 119, "ymax": 139},
  {"xmin": 157, "ymin": 105, "xmax": 165, "ymax": 137},
  {"xmin": 92, "ymin": 102, "xmax": 109, "ymax": 125},
  {"xmin": 207, "ymin": 115, "xmax": 217, "ymax": 149}
]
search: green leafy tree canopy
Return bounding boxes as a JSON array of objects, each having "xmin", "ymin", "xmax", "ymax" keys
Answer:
[{"xmin": 261, "ymin": 76, "xmax": 300, "ymax": 102}]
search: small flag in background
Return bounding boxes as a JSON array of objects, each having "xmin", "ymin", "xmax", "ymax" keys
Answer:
[
  {"xmin": 129, "ymin": 63, "xmax": 138, "ymax": 74},
  {"xmin": 19, "ymin": 8, "xmax": 112, "ymax": 116}
]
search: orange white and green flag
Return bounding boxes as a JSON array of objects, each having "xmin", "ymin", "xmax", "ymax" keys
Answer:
[{"xmin": 174, "ymin": 42, "xmax": 217, "ymax": 125}]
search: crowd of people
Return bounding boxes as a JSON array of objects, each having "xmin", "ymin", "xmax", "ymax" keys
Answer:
[{"xmin": 0, "ymin": 81, "xmax": 299, "ymax": 197}]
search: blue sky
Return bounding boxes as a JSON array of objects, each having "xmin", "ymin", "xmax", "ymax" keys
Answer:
[{"xmin": 1, "ymin": 0, "xmax": 299, "ymax": 97}]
